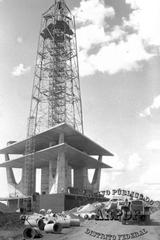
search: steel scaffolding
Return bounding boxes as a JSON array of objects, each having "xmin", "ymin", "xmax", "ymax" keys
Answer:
[
  {"xmin": 24, "ymin": 1, "xmax": 84, "ymax": 195},
  {"xmin": 28, "ymin": 0, "xmax": 84, "ymax": 135}
]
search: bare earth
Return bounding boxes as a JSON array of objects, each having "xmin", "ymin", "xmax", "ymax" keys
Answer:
[{"xmin": 0, "ymin": 211, "xmax": 160, "ymax": 240}]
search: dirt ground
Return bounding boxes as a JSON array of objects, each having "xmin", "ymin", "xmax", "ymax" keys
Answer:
[{"xmin": 0, "ymin": 210, "xmax": 160, "ymax": 240}]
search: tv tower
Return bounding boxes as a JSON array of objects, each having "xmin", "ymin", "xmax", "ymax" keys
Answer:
[
  {"xmin": 28, "ymin": 0, "xmax": 84, "ymax": 136},
  {"xmin": 24, "ymin": 0, "xmax": 84, "ymax": 196},
  {"xmin": 0, "ymin": 0, "xmax": 113, "ymax": 204}
]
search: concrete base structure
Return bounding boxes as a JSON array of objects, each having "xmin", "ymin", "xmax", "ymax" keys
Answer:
[
  {"xmin": 1, "ymin": 193, "xmax": 107, "ymax": 213},
  {"xmin": 40, "ymin": 193, "xmax": 107, "ymax": 212},
  {"xmin": 0, "ymin": 123, "xmax": 113, "ymax": 211}
]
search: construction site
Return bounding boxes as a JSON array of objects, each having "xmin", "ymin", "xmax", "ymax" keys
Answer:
[
  {"xmin": 0, "ymin": 0, "xmax": 160, "ymax": 239},
  {"xmin": 0, "ymin": 0, "xmax": 113, "ymax": 214}
]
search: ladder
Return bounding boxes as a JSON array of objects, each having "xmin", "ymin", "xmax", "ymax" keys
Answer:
[{"xmin": 24, "ymin": 116, "xmax": 36, "ymax": 196}]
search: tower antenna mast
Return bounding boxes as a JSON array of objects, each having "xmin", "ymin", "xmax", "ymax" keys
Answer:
[
  {"xmin": 24, "ymin": 0, "xmax": 84, "ymax": 195},
  {"xmin": 27, "ymin": 0, "xmax": 84, "ymax": 134}
]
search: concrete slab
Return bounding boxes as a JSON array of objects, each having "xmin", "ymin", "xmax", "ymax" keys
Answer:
[
  {"xmin": 0, "ymin": 143, "xmax": 111, "ymax": 169},
  {"xmin": 0, "ymin": 123, "xmax": 113, "ymax": 156}
]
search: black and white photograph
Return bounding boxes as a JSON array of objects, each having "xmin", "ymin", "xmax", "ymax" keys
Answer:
[{"xmin": 0, "ymin": 0, "xmax": 160, "ymax": 239}]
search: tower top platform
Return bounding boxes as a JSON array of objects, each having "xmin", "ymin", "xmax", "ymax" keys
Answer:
[{"xmin": 0, "ymin": 123, "xmax": 113, "ymax": 156}]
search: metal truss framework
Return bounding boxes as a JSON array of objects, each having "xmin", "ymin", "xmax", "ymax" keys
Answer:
[
  {"xmin": 28, "ymin": 0, "xmax": 84, "ymax": 135},
  {"xmin": 23, "ymin": 0, "xmax": 84, "ymax": 195}
]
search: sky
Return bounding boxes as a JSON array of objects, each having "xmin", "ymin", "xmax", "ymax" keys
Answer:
[{"xmin": 0, "ymin": 0, "xmax": 160, "ymax": 200}]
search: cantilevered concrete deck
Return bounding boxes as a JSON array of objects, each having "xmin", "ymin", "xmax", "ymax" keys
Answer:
[
  {"xmin": 0, "ymin": 123, "xmax": 113, "ymax": 156},
  {"xmin": 0, "ymin": 123, "xmax": 113, "ymax": 196},
  {"xmin": 0, "ymin": 143, "xmax": 111, "ymax": 169}
]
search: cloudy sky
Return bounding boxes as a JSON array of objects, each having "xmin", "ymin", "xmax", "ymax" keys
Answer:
[{"xmin": 0, "ymin": 0, "xmax": 160, "ymax": 200}]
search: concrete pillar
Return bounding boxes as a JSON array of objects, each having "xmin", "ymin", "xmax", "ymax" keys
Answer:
[
  {"xmin": 73, "ymin": 156, "xmax": 102, "ymax": 193},
  {"xmin": 55, "ymin": 132, "xmax": 68, "ymax": 193},
  {"xmin": 5, "ymin": 154, "xmax": 16, "ymax": 185},
  {"xmin": 56, "ymin": 148, "xmax": 67, "ymax": 193},
  {"xmin": 58, "ymin": 132, "xmax": 64, "ymax": 144},
  {"xmin": 5, "ymin": 154, "xmax": 25, "ymax": 197},
  {"xmin": 67, "ymin": 166, "xmax": 72, "ymax": 187},
  {"xmin": 48, "ymin": 140, "xmax": 58, "ymax": 193},
  {"xmin": 49, "ymin": 160, "xmax": 57, "ymax": 193},
  {"xmin": 74, "ymin": 167, "xmax": 89, "ymax": 190},
  {"xmin": 48, "ymin": 132, "xmax": 68, "ymax": 194},
  {"xmin": 91, "ymin": 155, "xmax": 102, "ymax": 192},
  {"xmin": 41, "ymin": 166, "xmax": 49, "ymax": 194}
]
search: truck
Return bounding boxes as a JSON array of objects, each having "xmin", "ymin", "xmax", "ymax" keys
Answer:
[{"xmin": 121, "ymin": 199, "xmax": 150, "ymax": 225}]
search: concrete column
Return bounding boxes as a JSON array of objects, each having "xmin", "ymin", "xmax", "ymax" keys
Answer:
[
  {"xmin": 91, "ymin": 155, "xmax": 102, "ymax": 192},
  {"xmin": 74, "ymin": 167, "xmax": 90, "ymax": 190},
  {"xmin": 67, "ymin": 166, "xmax": 72, "ymax": 187},
  {"xmin": 56, "ymin": 148, "xmax": 67, "ymax": 193},
  {"xmin": 41, "ymin": 166, "xmax": 49, "ymax": 194},
  {"xmin": 58, "ymin": 132, "xmax": 64, "ymax": 144},
  {"xmin": 73, "ymin": 155, "xmax": 102, "ymax": 193},
  {"xmin": 47, "ymin": 132, "xmax": 68, "ymax": 194},
  {"xmin": 49, "ymin": 160, "xmax": 57, "ymax": 193},
  {"xmin": 48, "ymin": 140, "xmax": 58, "ymax": 193},
  {"xmin": 5, "ymin": 154, "xmax": 16, "ymax": 184},
  {"xmin": 53, "ymin": 132, "xmax": 68, "ymax": 193},
  {"xmin": 5, "ymin": 154, "xmax": 16, "ymax": 195},
  {"xmin": 5, "ymin": 153, "xmax": 25, "ymax": 197}
]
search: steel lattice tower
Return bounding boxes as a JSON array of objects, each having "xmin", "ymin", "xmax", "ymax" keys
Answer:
[
  {"xmin": 28, "ymin": 0, "xmax": 84, "ymax": 135},
  {"xmin": 23, "ymin": 0, "xmax": 84, "ymax": 196},
  {"xmin": 1, "ymin": 0, "xmax": 113, "ymax": 200}
]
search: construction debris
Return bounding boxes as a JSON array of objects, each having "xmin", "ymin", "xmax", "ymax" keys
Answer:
[
  {"xmin": 21, "ymin": 208, "xmax": 81, "ymax": 238},
  {"xmin": 23, "ymin": 227, "xmax": 42, "ymax": 239},
  {"xmin": 44, "ymin": 222, "xmax": 62, "ymax": 234},
  {"xmin": 70, "ymin": 202, "xmax": 104, "ymax": 220},
  {"xmin": 24, "ymin": 213, "xmax": 42, "ymax": 227}
]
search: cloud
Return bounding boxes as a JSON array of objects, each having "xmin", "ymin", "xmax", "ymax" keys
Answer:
[
  {"xmin": 17, "ymin": 37, "xmax": 23, "ymax": 44},
  {"xmin": 73, "ymin": 0, "xmax": 115, "ymax": 26},
  {"xmin": 140, "ymin": 162, "xmax": 160, "ymax": 188},
  {"xmin": 100, "ymin": 152, "xmax": 160, "ymax": 199},
  {"xmin": 139, "ymin": 107, "xmax": 151, "ymax": 118},
  {"xmin": 145, "ymin": 182, "xmax": 160, "ymax": 186},
  {"xmin": 125, "ymin": 0, "xmax": 160, "ymax": 47},
  {"xmin": 81, "ymin": 34, "xmax": 152, "ymax": 76},
  {"xmin": 100, "ymin": 154, "xmax": 125, "ymax": 190},
  {"xmin": 140, "ymin": 95, "xmax": 160, "ymax": 117},
  {"xmin": 76, "ymin": 24, "xmax": 107, "ymax": 50},
  {"xmin": 127, "ymin": 153, "xmax": 142, "ymax": 171},
  {"xmin": 104, "ymin": 153, "xmax": 143, "ymax": 173},
  {"xmin": 105, "ymin": 154, "xmax": 125, "ymax": 171},
  {"xmin": 12, "ymin": 64, "xmax": 31, "ymax": 76},
  {"xmin": 101, "ymin": 153, "xmax": 141, "ymax": 190},
  {"xmin": 73, "ymin": 0, "xmax": 154, "ymax": 77},
  {"xmin": 74, "ymin": 0, "xmax": 116, "ymax": 52},
  {"xmin": 123, "ymin": 181, "xmax": 160, "ymax": 200},
  {"xmin": 124, "ymin": 153, "xmax": 160, "ymax": 200},
  {"xmin": 146, "ymin": 140, "xmax": 160, "ymax": 150}
]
